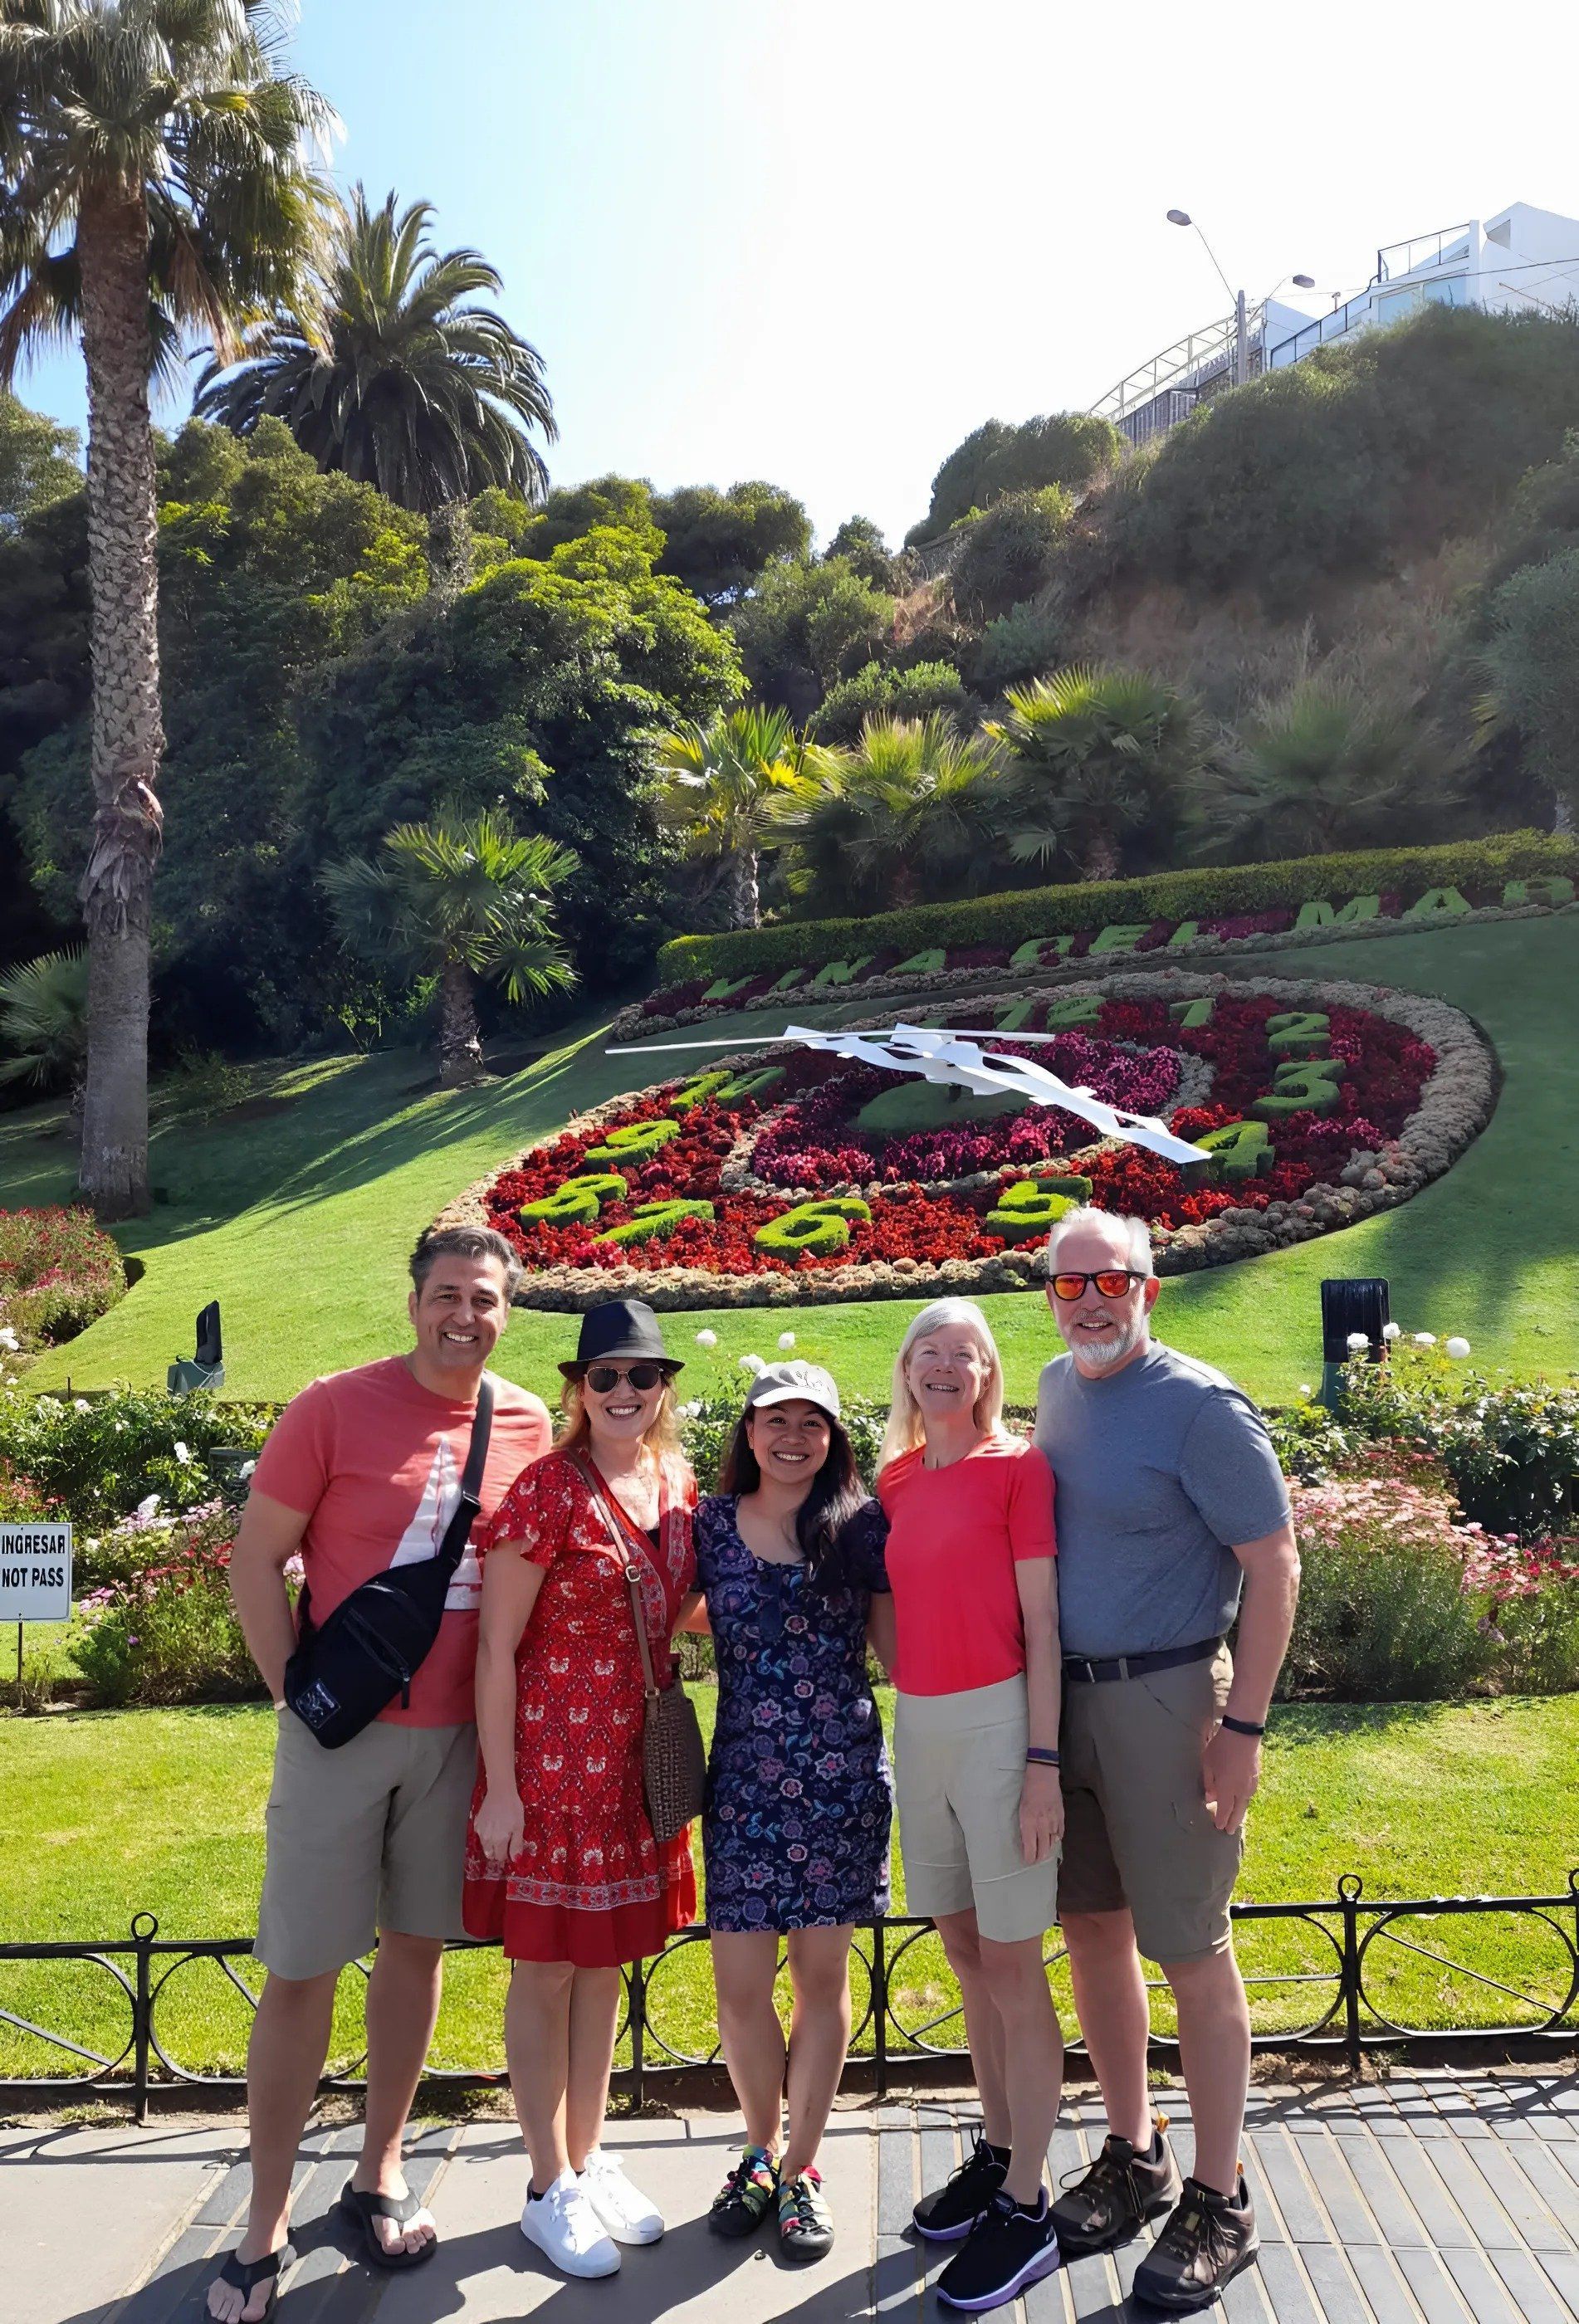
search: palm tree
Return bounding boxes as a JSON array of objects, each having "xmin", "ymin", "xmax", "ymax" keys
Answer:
[
  {"xmin": 1195, "ymin": 677, "xmax": 1468, "ymax": 861},
  {"xmin": 987, "ymin": 665, "xmax": 1208, "ymax": 883},
  {"xmin": 0, "ymin": 0, "xmax": 332, "ymax": 1218},
  {"xmin": 196, "ymin": 185, "xmax": 555, "ymax": 592},
  {"xmin": 322, "ymin": 806, "xmax": 578, "ymax": 1088},
  {"xmin": 0, "ymin": 945, "xmax": 90, "ymax": 1129},
  {"xmin": 780, "ymin": 713, "xmax": 1010, "ymax": 916},
  {"xmin": 656, "ymin": 703, "xmax": 819, "ymax": 930}
]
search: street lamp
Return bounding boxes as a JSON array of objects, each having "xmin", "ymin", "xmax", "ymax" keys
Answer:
[{"xmin": 1166, "ymin": 210, "xmax": 1314, "ymax": 385}]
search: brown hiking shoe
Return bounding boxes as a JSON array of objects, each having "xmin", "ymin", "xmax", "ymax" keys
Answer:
[
  {"xmin": 1050, "ymin": 2121, "xmax": 1181, "ymax": 2256},
  {"xmin": 1132, "ymin": 2170, "xmax": 1259, "ymax": 2312}
]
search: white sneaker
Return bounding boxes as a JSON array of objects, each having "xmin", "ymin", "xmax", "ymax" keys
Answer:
[
  {"xmin": 519, "ymin": 2168, "xmax": 620, "ymax": 2277},
  {"xmin": 580, "ymin": 2148, "xmax": 665, "ymax": 2244}
]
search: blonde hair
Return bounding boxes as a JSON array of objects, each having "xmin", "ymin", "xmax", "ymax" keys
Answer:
[
  {"xmin": 878, "ymin": 1297, "xmax": 1007, "ymax": 1472},
  {"xmin": 555, "ymin": 1374, "xmax": 686, "ymax": 1470}
]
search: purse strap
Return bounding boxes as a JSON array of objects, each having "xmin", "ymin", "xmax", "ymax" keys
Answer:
[{"xmin": 566, "ymin": 1451, "xmax": 662, "ymax": 1702}]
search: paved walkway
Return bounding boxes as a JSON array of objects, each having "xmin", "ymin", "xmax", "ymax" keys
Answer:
[{"xmin": 4, "ymin": 2073, "xmax": 1578, "ymax": 2324}]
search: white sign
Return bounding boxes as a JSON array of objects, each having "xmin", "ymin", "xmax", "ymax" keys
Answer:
[{"xmin": 0, "ymin": 1524, "xmax": 73, "ymax": 1621}]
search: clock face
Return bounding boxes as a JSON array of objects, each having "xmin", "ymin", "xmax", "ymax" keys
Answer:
[{"xmin": 450, "ymin": 973, "xmax": 1493, "ymax": 1310}]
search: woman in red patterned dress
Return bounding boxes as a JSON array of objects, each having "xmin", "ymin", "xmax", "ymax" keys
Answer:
[{"xmin": 467, "ymin": 1301, "xmax": 697, "ymax": 2280}]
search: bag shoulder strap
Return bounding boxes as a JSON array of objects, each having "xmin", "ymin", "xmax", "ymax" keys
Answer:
[
  {"xmin": 566, "ymin": 1451, "xmax": 662, "ymax": 1699},
  {"xmin": 433, "ymin": 1372, "xmax": 496, "ymax": 1576}
]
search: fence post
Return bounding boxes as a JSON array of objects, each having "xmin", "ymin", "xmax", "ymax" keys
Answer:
[
  {"xmin": 873, "ymin": 1919, "xmax": 888, "ymax": 2102},
  {"xmin": 628, "ymin": 1957, "xmax": 645, "ymax": 2111},
  {"xmin": 1338, "ymin": 1877, "xmax": 1363, "ymax": 2071},
  {"xmin": 130, "ymin": 1912, "xmax": 158, "ymax": 2125}
]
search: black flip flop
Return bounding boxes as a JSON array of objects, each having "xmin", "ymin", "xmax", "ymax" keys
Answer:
[
  {"xmin": 211, "ymin": 2247, "xmax": 288, "ymax": 2318},
  {"xmin": 338, "ymin": 2180, "xmax": 438, "ymax": 2271}
]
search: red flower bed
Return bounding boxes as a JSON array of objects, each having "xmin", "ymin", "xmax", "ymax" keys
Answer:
[{"xmin": 0, "ymin": 1205, "xmax": 126, "ymax": 1352}]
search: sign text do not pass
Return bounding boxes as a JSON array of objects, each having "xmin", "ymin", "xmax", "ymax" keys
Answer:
[{"xmin": 0, "ymin": 1523, "xmax": 73, "ymax": 1621}]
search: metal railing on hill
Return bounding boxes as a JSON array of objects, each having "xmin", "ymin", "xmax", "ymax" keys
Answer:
[{"xmin": 3, "ymin": 1874, "xmax": 1577, "ymax": 2121}]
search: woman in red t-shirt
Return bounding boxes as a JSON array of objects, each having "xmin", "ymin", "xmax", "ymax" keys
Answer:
[
  {"xmin": 877, "ymin": 1296, "xmax": 1067, "ymax": 2310},
  {"xmin": 467, "ymin": 1300, "xmax": 697, "ymax": 2282}
]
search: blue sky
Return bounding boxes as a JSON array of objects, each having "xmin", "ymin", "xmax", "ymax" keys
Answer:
[{"xmin": 17, "ymin": 0, "xmax": 1579, "ymax": 543}]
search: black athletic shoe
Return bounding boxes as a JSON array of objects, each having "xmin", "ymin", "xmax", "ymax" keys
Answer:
[
  {"xmin": 1051, "ymin": 2120, "xmax": 1182, "ymax": 2255},
  {"xmin": 1132, "ymin": 2171, "xmax": 1260, "ymax": 2312},
  {"xmin": 936, "ymin": 2190, "xmax": 1062, "ymax": 2312},
  {"xmin": 912, "ymin": 2133, "xmax": 1009, "ymax": 2243}
]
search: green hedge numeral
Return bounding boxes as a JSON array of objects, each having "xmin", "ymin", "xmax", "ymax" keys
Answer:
[
  {"xmin": 811, "ymin": 955, "xmax": 876, "ymax": 989},
  {"xmin": 995, "ymin": 999, "xmax": 1039, "ymax": 1031},
  {"xmin": 595, "ymin": 1199, "xmax": 714, "ymax": 1247},
  {"xmin": 1191, "ymin": 1120, "xmax": 1275, "ymax": 1179},
  {"xmin": 766, "ymin": 966, "xmax": 807, "ymax": 994},
  {"xmin": 702, "ymin": 973, "xmax": 755, "ymax": 1002},
  {"xmin": 1168, "ymin": 920, "xmax": 1201, "ymax": 947},
  {"xmin": 1169, "ymin": 996, "xmax": 1215, "ymax": 1028},
  {"xmin": 1044, "ymin": 989, "xmax": 1103, "ymax": 1029},
  {"xmin": 669, "ymin": 1067, "xmax": 784, "ymax": 1113},
  {"xmin": 754, "ymin": 1197, "xmax": 872, "ymax": 1259},
  {"xmin": 892, "ymin": 947, "xmax": 946, "ymax": 977},
  {"xmin": 521, "ymin": 1172, "xmax": 628, "ymax": 1224},
  {"xmin": 1009, "ymin": 935, "xmax": 1073, "ymax": 969},
  {"xmin": 1265, "ymin": 1010, "xmax": 1330, "ymax": 1057},
  {"xmin": 1252, "ymin": 1058, "xmax": 1346, "ymax": 1118},
  {"xmin": 583, "ymin": 1118, "xmax": 681, "ymax": 1166},
  {"xmin": 985, "ymin": 1181, "xmax": 1083, "ymax": 1242}
]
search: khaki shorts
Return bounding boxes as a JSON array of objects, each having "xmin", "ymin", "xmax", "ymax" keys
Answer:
[
  {"xmin": 1057, "ymin": 1644, "xmax": 1243, "ymax": 1964},
  {"xmin": 893, "ymin": 1676, "xmax": 1060, "ymax": 1946},
  {"xmin": 255, "ymin": 1711, "xmax": 477, "ymax": 1980}
]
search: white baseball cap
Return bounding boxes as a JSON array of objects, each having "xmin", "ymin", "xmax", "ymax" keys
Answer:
[{"xmin": 742, "ymin": 1360, "xmax": 842, "ymax": 1421}]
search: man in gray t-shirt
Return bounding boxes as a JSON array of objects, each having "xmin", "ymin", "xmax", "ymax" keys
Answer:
[{"xmin": 1031, "ymin": 1207, "xmax": 1299, "ymax": 2313}]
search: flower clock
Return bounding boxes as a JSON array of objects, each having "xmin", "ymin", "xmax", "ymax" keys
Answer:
[{"xmin": 438, "ymin": 972, "xmax": 1496, "ymax": 1311}]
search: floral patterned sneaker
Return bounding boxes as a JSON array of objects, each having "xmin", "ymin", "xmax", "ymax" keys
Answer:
[
  {"xmin": 778, "ymin": 2166, "xmax": 834, "ymax": 2260},
  {"xmin": 708, "ymin": 2145, "xmax": 780, "ymax": 2239}
]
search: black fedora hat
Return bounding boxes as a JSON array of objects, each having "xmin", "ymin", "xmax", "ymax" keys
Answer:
[{"xmin": 560, "ymin": 1297, "xmax": 682, "ymax": 1379}]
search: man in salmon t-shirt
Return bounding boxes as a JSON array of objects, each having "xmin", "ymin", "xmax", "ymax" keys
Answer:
[{"xmin": 208, "ymin": 1227, "xmax": 550, "ymax": 2321}]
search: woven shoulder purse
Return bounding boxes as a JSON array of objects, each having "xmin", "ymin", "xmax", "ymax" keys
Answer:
[{"xmin": 570, "ymin": 1454, "xmax": 706, "ymax": 1843}]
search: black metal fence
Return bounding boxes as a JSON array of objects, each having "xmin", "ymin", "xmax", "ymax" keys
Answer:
[{"xmin": 3, "ymin": 1874, "xmax": 1576, "ymax": 2123}]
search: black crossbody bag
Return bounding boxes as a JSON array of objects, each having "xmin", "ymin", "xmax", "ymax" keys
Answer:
[{"xmin": 283, "ymin": 1377, "xmax": 496, "ymax": 1749}]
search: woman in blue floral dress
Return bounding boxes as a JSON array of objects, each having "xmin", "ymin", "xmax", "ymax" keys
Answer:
[{"xmin": 687, "ymin": 1360, "xmax": 894, "ymax": 2265}]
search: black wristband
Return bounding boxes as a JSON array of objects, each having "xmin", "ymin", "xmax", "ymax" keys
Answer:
[
  {"xmin": 1220, "ymin": 1713, "xmax": 1265, "ymax": 1738},
  {"xmin": 1025, "ymin": 1745, "xmax": 1061, "ymax": 1766}
]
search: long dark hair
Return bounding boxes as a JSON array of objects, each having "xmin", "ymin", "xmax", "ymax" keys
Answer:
[{"xmin": 721, "ymin": 1409, "xmax": 870, "ymax": 1594}]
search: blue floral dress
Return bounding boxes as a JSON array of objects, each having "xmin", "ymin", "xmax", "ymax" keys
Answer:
[{"xmin": 695, "ymin": 1492, "xmax": 893, "ymax": 1933}]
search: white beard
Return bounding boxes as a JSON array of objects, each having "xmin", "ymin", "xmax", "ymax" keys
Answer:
[{"xmin": 1061, "ymin": 1312, "xmax": 1145, "ymax": 1370}]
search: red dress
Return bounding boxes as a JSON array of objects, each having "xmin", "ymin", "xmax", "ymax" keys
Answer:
[{"xmin": 462, "ymin": 1448, "xmax": 698, "ymax": 1966}]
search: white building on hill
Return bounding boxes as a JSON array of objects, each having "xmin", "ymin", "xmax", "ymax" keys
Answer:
[{"xmin": 1095, "ymin": 202, "xmax": 1579, "ymax": 449}]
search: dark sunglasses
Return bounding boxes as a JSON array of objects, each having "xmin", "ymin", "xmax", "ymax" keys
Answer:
[
  {"xmin": 1050, "ymin": 1269, "xmax": 1151, "ymax": 1301},
  {"xmin": 580, "ymin": 1361, "xmax": 671, "ymax": 1394}
]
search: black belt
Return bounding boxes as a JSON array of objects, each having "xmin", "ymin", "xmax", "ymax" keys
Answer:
[{"xmin": 1062, "ymin": 1637, "xmax": 1223, "ymax": 1685}]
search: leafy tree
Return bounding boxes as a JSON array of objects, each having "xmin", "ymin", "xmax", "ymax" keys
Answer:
[
  {"xmin": 0, "ymin": 0, "xmax": 330, "ymax": 1217},
  {"xmin": 0, "ymin": 389, "xmax": 80, "ymax": 530},
  {"xmin": 951, "ymin": 486, "xmax": 1073, "ymax": 622},
  {"xmin": 970, "ymin": 599, "xmax": 1067, "ymax": 693},
  {"xmin": 1479, "ymin": 547, "xmax": 1579, "ymax": 830},
  {"xmin": 196, "ymin": 186, "xmax": 555, "ymax": 592},
  {"xmin": 731, "ymin": 556, "xmax": 893, "ymax": 719},
  {"xmin": 651, "ymin": 480, "xmax": 809, "ymax": 604},
  {"xmin": 987, "ymin": 666, "xmax": 1207, "ymax": 882},
  {"xmin": 808, "ymin": 658, "xmax": 966, "ymax": 747},
  {"xmin": 472, "ymin": 472, "xmax": 658, "ymax": 567},
  {"xmin": 781, "ymin": 714, "xmax": 1009, "ymax": 915},
  {"xmin": 824, "ymin": 514, "xmax": 897, "ymax": 592},
  {"xmin": 656, "ymin": 704, "xmax": 817, "ymax": 930},
  {"xmin": 910, "ymin": 413, "xmax": 1120, "ymax": 544},
  {"xmin": 0, "ymin": 945, "xmax": 88, "ymax": 1122},
  {"xmin": 296, "ymin": 525, "xmax": 744, "ymax": 989},
  {"xmin": 1194, "ymin": 679, "xmax": 1468, "ymax": 860},
  {"xmin": 324, "ymin": 808, "xmax": 577, "ymax": 1087}
]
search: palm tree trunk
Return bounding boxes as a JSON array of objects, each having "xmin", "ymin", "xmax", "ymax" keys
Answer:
[
  {"xmin": 75, "ymin": 189, "xmax": 164, "ymax": 1221},
  {"xmin": 724, "ymin": 847, "xmax": 760, "ymax": 930},
  {"xmin": 1080, "ymin": 828, "xmax": 1121, "ymax": 883},
  {"xmin": 438, "ymin": 958, "xmax": 486, "ymax": 1086},
  {"xmin": 428, "ymin": 500, "xmax": 475, "ymax": 602}
]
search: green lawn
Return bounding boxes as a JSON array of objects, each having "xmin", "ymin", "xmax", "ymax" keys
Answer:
[
  {"xmin": 2, "ymin": 1693, "xmax": 1575, "ymax": 2080},
  {"xmin": 6, "ymin": 915, "xmax": 1579, "ymax": 1407}
]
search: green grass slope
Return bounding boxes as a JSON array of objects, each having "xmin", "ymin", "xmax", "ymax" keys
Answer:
[{"xmin": 6, "ymin": 915, "xmax": 1577, "ymax": 1406}]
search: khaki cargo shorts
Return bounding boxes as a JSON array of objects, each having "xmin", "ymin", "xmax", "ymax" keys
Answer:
[
  {"xmin": 254, "ymin": 1710, "xmax": 477, "ymax": 1980},
  {"xmin": 893, "ymin": 1675, "xmax": 1060, "ymax": 1946},
  {"xmin": 1056, "ymin": 1643, "xmax": 1243, "ymax": 1963}
]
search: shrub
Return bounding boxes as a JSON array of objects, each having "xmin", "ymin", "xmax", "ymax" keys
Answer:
[
  {"xmin": 0, "ymin": 1206, "xmax": 125, "ymax": 1351},
  {"xmin": 1337, "ymin": 1348, "xmax": 1579, "ymax": 1540},
  {"xmin": 951, "ymin": 487, "xmax": 1073, "ymax": 622},
  {"xmin": 970, "ymin": 599, "xmax": 1068, "ymax": 691},
  {"xmin": 0, "ymin": 1384, "xmax": 273, "ymax": 1526},
  {"xmin": 808, "ymin": 659, "xmax": 967, "ymax": 747},
  {"xmin": 1480, "ymin": 544, "xmax": 1579, "ymax": 827},
  {"xmin": 657, "ymin": 827, "xmax": 1578, "ymax": 986},
  {"xmin": 71, "ymin": 1503, "xmax": 263, "ymax": 1707},
  {"xmin": 911, "ymin": 412, "xmax": 1121, "ymax": 544}
]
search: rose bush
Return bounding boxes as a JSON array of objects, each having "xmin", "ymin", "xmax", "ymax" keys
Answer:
[{"xmin": 0, "ymin": 1207, "xmax": 125, "ymax": 1354}]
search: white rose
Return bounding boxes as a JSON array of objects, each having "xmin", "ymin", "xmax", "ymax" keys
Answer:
[
  {"xmin": 739, "ymin": 1354, "xmax": 767, "ymax": 1376},
  {"xmin": 1445, "ymin": 1336, "xmax": 1471, "ymax": 1359},
  {"xmin": 777, "ymin": 1331, "xmax": 796, "ymax": 1350},
  {"xmin": 1381, "ymin": 1322, "xmax": 1402, "ymax": 1342},
  {"xmin": 173, "ymin": 1440, "xmax": 192, "ymax": 1463},
  {"xmin": 1299, "ymin": 1384, "xmax": 1314, "ymax": 1399},
  {"xmin": 1346, "ymin": 1331, "xmax": 1369, "ymax": 1353},
  {"xmin": 695, "ymin": 1329, "xmax": 718, "ymax": 1349},
  {"xmin": 74, "ymin": 1397, "xmax": 90, "ymax": 1413},
  {"xmin": 1413, "ymin": 1332, "xmax": 1437, "ymax": 1349}
]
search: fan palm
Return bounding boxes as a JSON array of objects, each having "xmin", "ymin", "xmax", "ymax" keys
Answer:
[
  {"xmin": 322, "ymin": 806, "xmax": 578, "ymax": 1088},
  {"xmin": 0, "ymin": 0, "xmax": 333, "ymax": 1217},
  {"xmin": 779, "ymin": 713, "xmax": 1011, "ymax": 916},
  {"xmin": 987, "ymin": 665, "xmax": 1208, "ymax": 882},
  {"xmin": 196, "ymin": 184, "xmax": 555, "ymax": 588},
  {"xmin": 1195, "ymin": 678, "xmax": 1469, "ymax": 861},
  {"xmin": 0, "ymin": 945, "xmax": 90, "ymax": 1127},
  {"xmin": 657, "ymin": 703, "xmax": 819, "ymax": 930}
]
